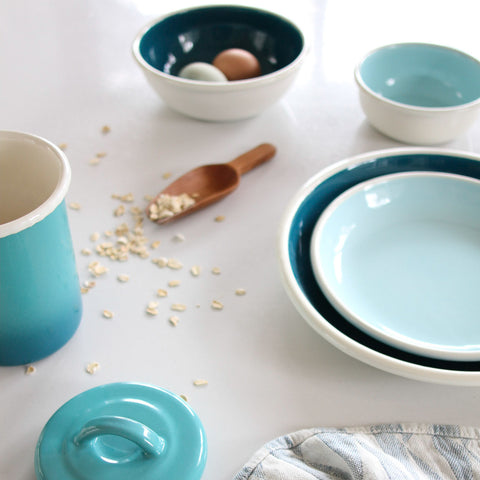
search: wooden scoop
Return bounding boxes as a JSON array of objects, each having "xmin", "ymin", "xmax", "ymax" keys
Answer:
[{"xmin": 147, "ymin": 143, "xmax": 276, "ymax": 224}]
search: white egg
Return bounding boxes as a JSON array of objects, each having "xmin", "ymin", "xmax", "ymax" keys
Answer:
[{"xmin": 178, "ymin": 62, "xmax": 228, "ymax": 82}]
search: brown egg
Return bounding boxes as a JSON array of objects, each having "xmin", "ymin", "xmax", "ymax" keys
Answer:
[{"xmin": 212, "ymin": 48, "xmax": 261, "ymax": 81}]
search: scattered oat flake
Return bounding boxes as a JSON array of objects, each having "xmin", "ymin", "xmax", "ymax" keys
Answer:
[
  {"xmin": 88, "ymin": 261, "xmax": 108, "ymax": 277},
  {"xmin": 25, "ymin": 365, "xmax": 36, "ymax": 375},
  {"xmin": 211, "ymin": 300, "xmax": 224, "ymax": 310},
  {"xmin": 104, "ymin": 230, "xmax": 114, "ymax": 237},
  {"xmin": 169, "ymin": 315, "xmax": 180, "ymax": 326},
  {"xmin": 190, "ymin": 265, "xmax": 201, "ymax": 277},
  {"xmin": 69, "ymin": 202, "xmax": 81, "ymax": 210},
  {"xmin": 58, "ymin": 143, "xmax": 68, "ymax": 150},
  {"xmin": 86, "ymin": 362, "xmax": 100, "ymax": 375},
  {"xmin": 84, "ymin": 280, "xmax": 96, "ymax": 289},
  {"xmin": 193, "ymin": 379, "xmax": 208, "ymax": 387},
  {"xmin": 162, "ymin": 172, "xmax": 172, "ymax": 179},
  {"xmin": 144, "ymin": 194, "xmax": 154, "ymax": 202},
  {"xmin": 90, "ymin": 232, "xmax": 100, "ymax": 242},
  {"xmin": 167, "ymin": 258, "xmax": 183, "ymax": 270},
  {"xmin": 101, "ymin": 125, "xmax": 111, "ymax": 134},
  {"xmin": 114, "ymin": 205, "xmax": 126, "ymax": 217},
  {"xmin": 81, "ymin": 287, "xmax": 89, "ymax": 294},
  {"xmin": 157, "ymin": 288, "xmax": 168, "ymax": 297},
  {"xmin": 215, "ymin": 215, "xmax": 225, "ymax": 222},
  {"xmin": 89, "ymin": 157, "xmax": 101, "ymax": 166},
  {"xmin": 146, "ymin": 305, "xmax": 159, "ymax": 316},
  {"xmin": 171, "ymin": 303, "xmax": 186, "ymax": 312},
  {"xmin": 151, "ymin": 240, "xmax": 161, "ymax": 249},
  {"xmin": 211, "ymin": 267, "xmax": 221, "ymax": 275},
  {"xmin": 81, "ymin": 248, "xmax": 92, "ymax": 256},
  {"xmin": 173, "ymin": 233, "xmax": 185, "ymax": 242},
  {"xmin": 117, "ymin": 273, "xmax": 130, "ymax": 283},
  {"xmin": 152, "ymin": 257, "xmax": 168, "ymax": 268},
  {"xmin": 168, "ymin": 280, "xmax": 181, "ymax": 287},
  {"xmin": 102, "ymin": 309, "xmax": 114, "ymax": 319},
  {"xmin": 235, "ymin": 288, "xmax": 247, "ymax": 296},
  {"xmin": 179, "ymin": 394, "xmax": 188, "ymax": 402},
  {"xmin": 96, "ymin": 151, "xmax": 107, "ymax": 158}
]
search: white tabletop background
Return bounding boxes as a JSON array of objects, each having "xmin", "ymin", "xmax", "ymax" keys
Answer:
[{"xmin": 2, "ymin": 0, "xmax": 480, "ymax": 478}]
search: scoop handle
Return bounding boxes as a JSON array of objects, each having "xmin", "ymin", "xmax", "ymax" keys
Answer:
[
  {"xmin": 227, "ymin": 143, "xmax": 276, "ymax": 175},
  {"xmin": 73, "ymin": 415, "xmax": 165, "ymax": 457}
]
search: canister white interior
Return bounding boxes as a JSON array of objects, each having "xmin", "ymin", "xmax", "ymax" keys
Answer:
[{"xmin": 0, "ymin": 131, "xmax": 71, "ymax": 236}]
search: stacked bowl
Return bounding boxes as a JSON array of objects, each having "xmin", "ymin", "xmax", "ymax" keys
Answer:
[{"xmin": 278, "ymin": 148, "xmax": 480, "ymax": 386}]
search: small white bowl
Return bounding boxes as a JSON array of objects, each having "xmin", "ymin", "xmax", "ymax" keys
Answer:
[
  {"xmin": 354, "ymin": 43, "xmax": 480, "ymax": 144},
  {"xmin": 132, "ymin": 5, "xmax": 307, "ymax": 122}
]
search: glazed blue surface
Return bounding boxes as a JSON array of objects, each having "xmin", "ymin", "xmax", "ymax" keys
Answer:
[
  {"xmin": 0, "ymin": 201, "xmax": 82, "ymax": 365},
  {"xmin": 359, "ymin": 44, "xmax": 480, "ymax": 107},
  {"xmin": 288, "ymin": 152, "xmax": 480, "ymax": 371},
  {"xmin": 35, "ymin": 382, "xmax": 207, "ymax": 480},
  {"xmin": 139, "ymin": 5, "xmax": 304, "ymax": 77},
  {"xmin": 311, "ymin": 172, "xmax": 480, "ymax": 360}
]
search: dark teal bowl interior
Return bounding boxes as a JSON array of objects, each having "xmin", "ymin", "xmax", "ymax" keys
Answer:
[
  {"xmin": 139, "ymin": 5, "xmax": 304, "ymax": 76},
  {"xmin": 288, "ymin": 152, "xmax": 480, "ymax": 371}
]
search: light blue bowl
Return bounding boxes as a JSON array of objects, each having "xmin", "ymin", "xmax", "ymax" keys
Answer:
[
  {"xmin": 354, "ymin": 43, "xmax": 480, "ymax": 144},
  {"xmin": 310, "ymin": 171, "xmax": 480, "ymax": 361},
  {"xmin": 277, "ymin": 148, "xmax": 480, "ymax": 385},
  {"xmin": 358, "ymin": 43, "xmax": 480, "ymax": 108}
]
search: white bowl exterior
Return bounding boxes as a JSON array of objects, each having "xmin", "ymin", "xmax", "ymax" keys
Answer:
[
  {"xmin": 139, "ymin": 62, "xmax": 304, "ymax": 121},
  {"xmin": 277, "ymin": 147, "xmax": 480, "ymax": 386},
  {"xmin": 357, "ymin": 88, "xmax": 480, "ymax": 145}
]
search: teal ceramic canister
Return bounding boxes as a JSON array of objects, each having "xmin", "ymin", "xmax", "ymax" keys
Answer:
[
  {"xmin": 0, "ymin": 130, "xmax": 82, "ymax": 365},
  {"xmin": 35, "ymin": 382, "xmax": 208, "ymax": 480}
]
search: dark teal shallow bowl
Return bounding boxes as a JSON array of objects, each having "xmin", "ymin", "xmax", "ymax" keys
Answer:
[{"xmin": 278, "ymin": 148, "xmax": 480, "ymax": 385}]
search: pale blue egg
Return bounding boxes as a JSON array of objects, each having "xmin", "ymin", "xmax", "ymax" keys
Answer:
[{"xmin": 178, "ymin": 62, "xmax": 228, "ymax": 82}]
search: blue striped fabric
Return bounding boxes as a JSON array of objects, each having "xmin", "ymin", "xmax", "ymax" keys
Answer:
[{"xmin": 233, "ymin": 424, "xmax": 480, "ymax": 479}]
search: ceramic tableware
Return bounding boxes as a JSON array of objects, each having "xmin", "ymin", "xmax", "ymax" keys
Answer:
[
  {"xmin": 355, "ymin": 43, "xmax": 480, "ymax": 144},
  {"xmin": 310, "ymin": 171, "xmax": 480, "ymax": 361},
  {"xmin": 132, "ymin": 5, "xmax": 307, "ymax": 121},
  {"xmin": 0, "ymin": 131, "xmax": 82, "ymax": 365},
  {"xmin": 278, "ymin": 148, "xmax": 480, "ymax": 386},
  {"xmin": 35, "ymin": 382, "xmax": 207, "ymax": 480}
]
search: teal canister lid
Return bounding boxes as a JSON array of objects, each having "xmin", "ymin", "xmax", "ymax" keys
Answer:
[{"xmin": 34, "ymin": 382, "xmax": 207, "ymax": 480}]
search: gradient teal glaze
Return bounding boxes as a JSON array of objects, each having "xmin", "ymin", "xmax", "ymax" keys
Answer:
[
  {"xmin": 0, "ymin": 200, "xmax": 82, "ymax": 365},
  {"xmin": 287, "ymin": 152, "xmax": 480, "ymax": 371},
  {"xmin": 35, "ymin": 383, "xmax": 207, "ymax": 480},
  {"xmin": 359, "ymin": 44, "xmax": 480, "ymax": 107}
]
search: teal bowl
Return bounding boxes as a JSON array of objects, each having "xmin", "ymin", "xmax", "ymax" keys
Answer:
[{"xmin": 355, "ymin": 43, "xmax": 480, "ymax": 144}]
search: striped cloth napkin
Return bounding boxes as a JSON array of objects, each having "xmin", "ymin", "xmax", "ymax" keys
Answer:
[{"xmin": 233, "ymin": 424, "xmax": 480, "ymax": 479}]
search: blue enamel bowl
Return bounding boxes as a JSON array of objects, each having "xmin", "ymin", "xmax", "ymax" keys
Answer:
[
  {"xmin": 132, "ymin": 5, "xmax": 307, "ymax": 121},
  {"xmin": 355, "ymin": 43, "xmax": 480, "ymax": 144},
  {"xmin": 278, "ymin": 148, "xmax": 480, "ymax": 386}
]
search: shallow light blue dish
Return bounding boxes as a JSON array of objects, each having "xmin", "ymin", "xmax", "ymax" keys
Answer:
[
  {"xmin": 35, "ymin": 382, "xmax": 207, "ymax": 480},
  {"xmin": 277, "ymin": 148, "xmax": 480, "ymax": 386},
  {"xmin": 310, "ymin": 171, "xmax": 480, "ymax": 361}
]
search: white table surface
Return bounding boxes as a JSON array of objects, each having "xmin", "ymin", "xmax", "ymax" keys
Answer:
[{"xmin": 2, "ymin": 0, "xmax": 480, "ymax": 478}]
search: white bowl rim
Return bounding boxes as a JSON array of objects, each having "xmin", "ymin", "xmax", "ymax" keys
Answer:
[
  {"xmin": 132, "ymin": 4, "xmax": 309, "ymax": 91},
  {"xmin": 310, "ymin": 170, "xmax": 480, "ymax": 361},
  {"xmin": 277, "ymin": 146, "xmax": 480, "ymax": 386},
  {"xmin": 354, "ymin": 42, "xmax": 480, "ymax": 113}
]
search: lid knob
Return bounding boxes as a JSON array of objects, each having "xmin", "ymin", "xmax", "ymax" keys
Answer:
[{"xmin": 73, "ymin": 416, "xmax": 166, "ymax": 458}]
